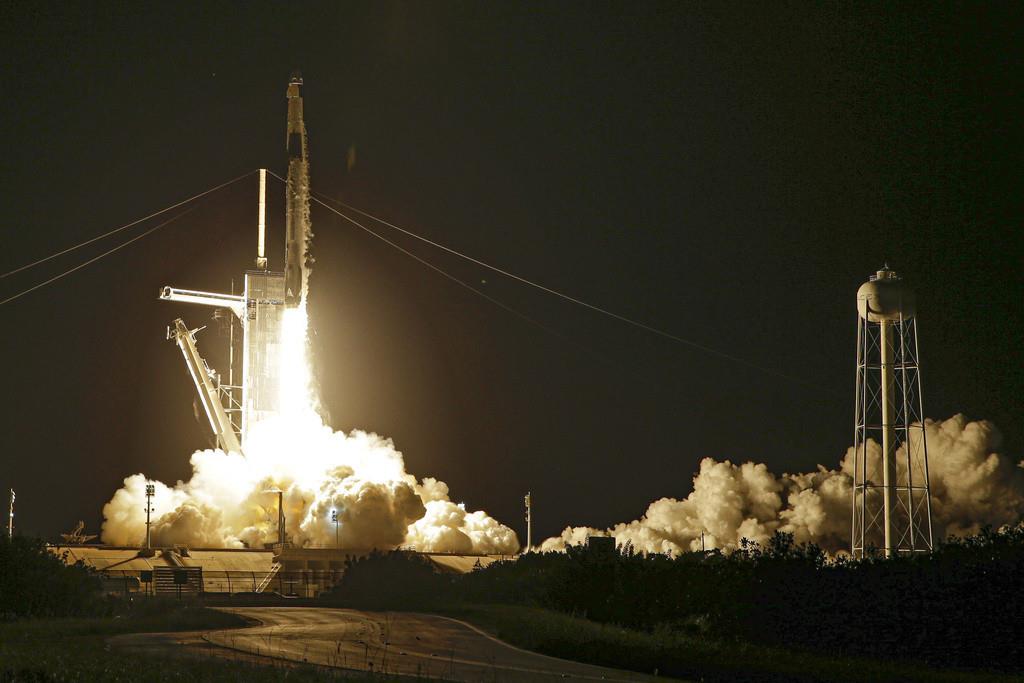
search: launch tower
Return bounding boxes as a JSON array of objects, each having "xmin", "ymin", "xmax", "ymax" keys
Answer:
[
  {"xmin": 159, "ymin": 73, "xmax": 312, "ymax": 451},
  {"xmin": 852, "ymin": 267, "xmax": 934, "ymax": 558}
]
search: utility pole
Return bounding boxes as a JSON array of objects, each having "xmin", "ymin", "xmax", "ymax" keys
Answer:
[
  {"xmin": 7, "ymin": 489, "xmax": 14, "ymax": 537},
  {"xmin": 144, "ymin": 484, "xmax": 155, "ymax": 549},
  {"xmin": 331, "ymin": 509, "xmax": 339, "ymax": 547},
  {"xmin": 524, "ymin": 492, "xmax": 532, "ymax": 552},
  {"xmin": 278, "ymin": 490, "xmax": 286, "ymax": 546},
  {"xmin": 263, "ymin": 489, "xmax": 287, "ymax": 547}
]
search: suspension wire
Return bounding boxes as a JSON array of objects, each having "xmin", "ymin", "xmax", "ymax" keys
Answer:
[
  {"xmin": 270, "ymin": 173, "xmax": 816, "ymax": 387},
  {"xmin": 0, "ymin": 204, "xmax": 200, "ymax": 306},
  {"xmin": 313, "ymin": 195, "xmax": 774, "ymax": 385},
  {"xmin": 2, "ymin": 170, "xmax": 256, "ymax": 279},
  {"xmin": 311, "ymin": 195, "xmax": 605, "ymax": 355}
]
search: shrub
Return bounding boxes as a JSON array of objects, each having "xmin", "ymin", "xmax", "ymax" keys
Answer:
[
  {"xmin": 325, "ymin": 550, "xmax": 449, "ymax": 610},
  {"xmin": 0, "ymin": 535, "xmax": 102, "ymax": 619}
]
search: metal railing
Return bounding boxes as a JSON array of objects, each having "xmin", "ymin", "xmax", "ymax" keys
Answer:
[
  {"xmin": 254, "ymin": 561, "xmax": 281, "ymax": 593},
  {"xmin": 100, "ymin": 568, "xmax": 346, "ymax": 597}
]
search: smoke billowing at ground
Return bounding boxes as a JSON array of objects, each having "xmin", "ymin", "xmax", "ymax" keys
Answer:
[
  {"xmin": 102, "ymin": 305, "xmax": 519, "ymax": 554},
  {"xmin": 542, "ymin": 415, "xmax": 1024, "ymax": 554}
]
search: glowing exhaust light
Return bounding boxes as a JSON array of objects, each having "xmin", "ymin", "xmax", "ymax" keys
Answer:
[{"xmin": 278, "ymin": 304, "xmax": 314, "ymax": 417}]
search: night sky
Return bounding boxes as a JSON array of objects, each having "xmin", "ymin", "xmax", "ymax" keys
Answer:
[{"xmin": 1, "ymin": 3, "xmax": 1020, "ymax": 542}]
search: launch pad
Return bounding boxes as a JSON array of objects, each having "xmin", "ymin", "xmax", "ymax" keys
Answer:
[{"xmin": 50, "ymin": 544, "xmax": 513, "ymax": 597}]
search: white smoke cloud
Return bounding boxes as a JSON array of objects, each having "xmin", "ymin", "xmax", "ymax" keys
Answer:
[
  {"xmin": 101, "ymin": 416, "xmax": 519, "ymax": 553},
  {"xmin": 541, "ymin": 415, "xmax": 1024, "ymax": 554}
]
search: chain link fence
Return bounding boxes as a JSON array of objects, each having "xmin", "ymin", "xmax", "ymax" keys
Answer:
[{"xmin": 99, "ymin": 568, "xmax": 344, "ymax": 597}]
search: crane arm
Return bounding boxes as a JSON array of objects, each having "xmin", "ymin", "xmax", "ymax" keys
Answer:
[
  {"xmin": 160, "ymin": 286, "xmax": 245, "ymax": 318},
  {"xmin": 168, "ymin": 318, "xmax": 242, "ymax": 453}
]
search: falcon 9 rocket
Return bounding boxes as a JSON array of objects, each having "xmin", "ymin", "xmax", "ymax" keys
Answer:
[{"xmin": 159, "ymin": 73, "xmax": 313, "ymax": 450}]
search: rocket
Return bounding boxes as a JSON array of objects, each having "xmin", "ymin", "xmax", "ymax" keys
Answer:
[
  {"xmin": 159, "ymin": 72, "xmax": 316, "ymax": 450},
  {"xmin": 284, "ymin": 70, "xmax": 310, "ymax": 307}
]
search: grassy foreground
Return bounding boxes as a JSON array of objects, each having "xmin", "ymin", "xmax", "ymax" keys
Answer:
[
  {"xmin": 0, "ymin": 599, "xmax": 389, "ymax": 682},
  {"xmin": 441, "ymin": 604, "xmax": 1018, "ymax": 683}
]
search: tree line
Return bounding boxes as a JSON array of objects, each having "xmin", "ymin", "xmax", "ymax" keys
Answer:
[
  {"xmin": 0, "ymin": 535, "xmax": 101, "ymax": 619},
  {"xmin": 328, "ymin": 525, "xmax": 1024, "ymax": 671}
]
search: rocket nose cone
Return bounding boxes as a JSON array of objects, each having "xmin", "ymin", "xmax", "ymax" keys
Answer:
[{"xmin": 289, "ymin": 69, "xmax": 303, "ymax": 85}]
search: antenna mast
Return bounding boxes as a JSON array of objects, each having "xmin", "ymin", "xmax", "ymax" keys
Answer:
[{"xmin": 256, "ymin": 169, "xmax": 268, "ymax": 270}]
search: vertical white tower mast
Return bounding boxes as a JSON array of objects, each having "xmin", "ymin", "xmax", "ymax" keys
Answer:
[
  {"xmin": 256, "ymin": 168, "xmax": 268, "ymax": 270},
  {"xmin": 852, "ymin": 267, "xmax": 934, "ymax": 558}
]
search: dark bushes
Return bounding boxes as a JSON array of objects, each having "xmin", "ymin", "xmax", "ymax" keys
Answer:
[
  {"xmin": 326, "ymin": 526, "xmax": 1024, "ymax": 671},
  {"xmin": 325, "ymin": 549, "xmax": 449, "ymax": 610},
  {"xmin": 0, "ymin": 535, "xmax": 101, "ymax": 619}
]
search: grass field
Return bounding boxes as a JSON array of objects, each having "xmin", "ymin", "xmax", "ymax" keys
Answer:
[
  {"xmin": 2, "ymin": 598, "xmax": 1017, "ymax": 682},
  {"xmin": 444, "ymin": 604, "xmax": 1020, "ymax": 683},
  {"xmin": 0, "ymin": 599, "xmax": 391, "ymax": 682}
]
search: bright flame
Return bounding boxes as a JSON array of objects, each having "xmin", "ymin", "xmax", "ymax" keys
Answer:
[{"xmin": 278, "ymin": 304, "xmax": 314, "ymax": 418}]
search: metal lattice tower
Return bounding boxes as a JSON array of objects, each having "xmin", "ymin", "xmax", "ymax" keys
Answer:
[{"xmin": 852, "ymin": 267, "xmax": 934, "ymax": 558}]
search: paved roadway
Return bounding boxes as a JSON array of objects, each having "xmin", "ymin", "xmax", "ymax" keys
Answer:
[{"xmin": 113, "ymin": 606, "xmax": 670, "ymax": 681}]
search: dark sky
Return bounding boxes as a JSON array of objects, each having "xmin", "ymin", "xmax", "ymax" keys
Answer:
[{"xmin": 1, "ymin": 2, "xmax": 1020, "ymax": 542}]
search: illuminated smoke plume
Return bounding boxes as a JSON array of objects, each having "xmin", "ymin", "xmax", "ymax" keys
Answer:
[
  {"xmin": 102, "ymin": 305, "xmax": 519, "ymax": 554},
  {"xmin": 541, "ymin": 415, "xmax": 1024, "ymax": 554}
]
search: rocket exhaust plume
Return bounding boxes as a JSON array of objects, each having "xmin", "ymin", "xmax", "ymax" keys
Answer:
[{"xmin": 541, "ymin": 415, "xmax": 1024, "ymax": 555}]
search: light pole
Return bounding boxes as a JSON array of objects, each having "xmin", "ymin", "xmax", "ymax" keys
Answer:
[
  {"xmin": 263, "ymin": 489, "xmax": 286, "ymax": 546},
  {"xmin": 7, "ymin": 489, "xmax": 14, "ymax": 537},
  {"xmin": 144, "ymin": 484, "xmax": 155, "ymax": 549},
  {"xmin": 277, "ymin": 490, "xmax": 285, "ymax": 545},
  {"xmin": 331, "ymin": 509, "xmax": 339, "ymax": 547},
  {"xmin": 524, "ymin": 492, "xmax": 532, "ymax": 552}
]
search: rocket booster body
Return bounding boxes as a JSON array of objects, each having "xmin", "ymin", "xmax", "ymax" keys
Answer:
[{"xmin": 284, "ymin": 72, "xmax": 311, "ymax": 307}]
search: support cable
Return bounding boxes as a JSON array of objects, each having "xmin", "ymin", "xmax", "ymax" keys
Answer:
[
  {"xmin": 0, "ymin": 205, "xmax": 199, "ymax": 306},
  {"xmin": 2, "ymin": 170, "xmax": 255, "ymax": 279},
  {"xmin": 276, "ymin": 172, "xmax": 815, "ymax": 387},
  {"xmin": 314, "ymin": 195, "xmax": 740, "ymax": 384},
  {"xmin": 312, "ymin": 195, "xmax": 591, "ymax": 351}
]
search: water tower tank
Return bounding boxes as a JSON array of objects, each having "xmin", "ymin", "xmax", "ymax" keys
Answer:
[{"xmin": 856, "ymin": 267, "xmax": 915, "ymax": 322}]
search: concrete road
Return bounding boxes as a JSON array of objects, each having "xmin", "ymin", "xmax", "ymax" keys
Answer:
[{"xmin": 117, "ymin": 606, "xmax": 670, "ymax": 681}]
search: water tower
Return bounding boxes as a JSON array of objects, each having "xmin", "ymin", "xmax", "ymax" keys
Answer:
[{"xmin": 852, "ymin": 266, "xmax": 934, "ymax": 558}]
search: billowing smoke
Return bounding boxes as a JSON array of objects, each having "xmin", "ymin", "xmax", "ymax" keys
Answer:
[
  {"xmin": 102, "ymin": 414, "xmax": 518, "ymax": 553},
  {"xmin": 102, "ymin": 304, "xmax": 519, "ymax": 554},
  {"xmin": 541, "ymin": 415, "xmax": 1024, "ymax": 554}
]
